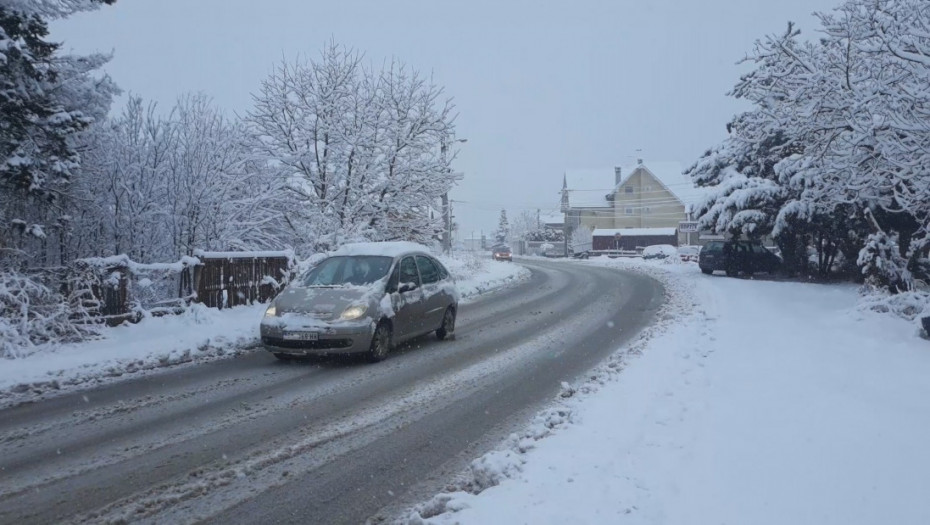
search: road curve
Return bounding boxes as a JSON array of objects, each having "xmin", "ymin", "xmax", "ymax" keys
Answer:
[{"xmin": 0, "ymin": 259, "xmax": 664, "ymax": 525}]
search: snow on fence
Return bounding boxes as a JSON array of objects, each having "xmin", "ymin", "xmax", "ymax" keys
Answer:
[
  {"xmin": 71, "ymin": 250, "xmax": 295, "ymax": 324},
  {"xmin": 72, "ymin": 255, "xmax": 200, "ymax": 325}
]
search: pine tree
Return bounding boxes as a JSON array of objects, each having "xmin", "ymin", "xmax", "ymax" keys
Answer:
[
  {"xmin": 495, "ymin": 209, "xmax": 510, "ymax": 244},
  {"xmin": 0, "ymin": 0, "xmax": 118, "ymax": 264}
]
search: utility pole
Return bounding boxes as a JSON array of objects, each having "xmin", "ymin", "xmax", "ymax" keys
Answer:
[
  {"xmin": 441, "ymin": 193, "xmax": 451, "ymax": 253},
  {"xmin": 440, "ymin": 138, "xmax": 467, "ymax": 254}
]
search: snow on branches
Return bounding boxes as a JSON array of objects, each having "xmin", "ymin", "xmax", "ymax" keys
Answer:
[
  {"xmin": 247, "ymin": 42, "xmax": 460, "ymax": 251},
  {"xmin": 687, "ymin": 0, "xmax": 930, "ymax": 287},
  {"xmin": 69, "ymin": 94, "xmax": 300, "ymax": 264},
  {"xmin": 0, "ymin": 0, "xmax": 117, "ymax": 267}
]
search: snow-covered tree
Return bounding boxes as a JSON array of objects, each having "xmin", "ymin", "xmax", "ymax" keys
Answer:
[
  {"xmin": 67, "ymin": 97, "xmax": 173, "ymax": 262},
  {"xmin": 0, "ymin": 0, "xmax": 116, "ymax": 353},
  {"xmin": 509, "ymin": 210, "xmax": 538, "ymax": 243},
  {"xmin": 2, "ymin": 0, "xmax": 115, "ymax": 19},
  {"xmin": 494, "ymin": 209, "xmax": 509, "ymax": 244},
  {"xmin": 68, "ymin": 94, "xmax": 300, "ymax": 262},
  {"xmin": 688, "ymin": 0, "xmax": 930, "ymax": 286},
  {"xmin": 0, "ymin": 0, "xmax": 118, "ymax": 267},
  {"xmin": 247, "ymin": 42, "xmax": 460, "ymax": 251}
]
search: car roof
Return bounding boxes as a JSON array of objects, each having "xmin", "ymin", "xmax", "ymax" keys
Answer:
[{"xmin": 329, "ymin": 241, "xmax": 433, "ymax": 259}]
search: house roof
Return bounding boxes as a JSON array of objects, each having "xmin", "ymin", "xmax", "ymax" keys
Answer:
[
  {"xmin": 538, "ymin": 210, "xmax": 564, "ymax": 226},
  {"xmin": 563, "ymin": 161, "xmax": 709, "ymax": 211}
]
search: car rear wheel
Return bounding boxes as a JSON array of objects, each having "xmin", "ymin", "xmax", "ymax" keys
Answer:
[
  {"xmin": 700, "ymin": 267, "xmax": 713, "ymax": 275},
  {"xmin": 367, "ymin": 321, "xmax": 392, "ymax": 363},
  {"xmin": 436, "ymin": 307, "xmax": 456, "ymax": 340}
]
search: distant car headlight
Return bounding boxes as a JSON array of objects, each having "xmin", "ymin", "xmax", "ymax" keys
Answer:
[
  {"xmin": 340, "ymin": 304, "xmax": 368, "ymax": 320},
  {"xmin": 264, "ymin": 305, "xmax": 277, "ymax": 317}
]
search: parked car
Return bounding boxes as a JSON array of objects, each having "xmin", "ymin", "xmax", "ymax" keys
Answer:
[
  {"xmin": 492, "ymin": 245, "xmax": 513, "ymax": 261},
  {"xmin": 699, "ymin": 240, "xmax": 780, "ymax": 276},
  {"xmin": 260, "ymin": 242, "xmax": 460, "ymax": 362},
  {"xmin": 677, "ymin": 245, "xmax": 701, "ymax": 262},
  {"xmin": 642, "ymin": 244, "xmax": 678, "ymax": 260}
]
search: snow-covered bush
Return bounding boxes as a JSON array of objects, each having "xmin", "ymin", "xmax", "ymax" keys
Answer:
[
  {"xmin": 860, "ymin": 288, "xmax": 928, "ymax": 321},
  {"xmin": 0, "ymin": 271, "xmax": 94, "ymax": 358},
  {"xmin": 858, "ymin": 232, "xmax": 912, "ymax": 293}
]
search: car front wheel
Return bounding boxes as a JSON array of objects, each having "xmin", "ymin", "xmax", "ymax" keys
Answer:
[
  {"xmin": 436, "ymin": 307, "xmax": 456, "ymax": 340},
  {"xmin": 368, "ymin": 321, "xmax": 392, "ymax": 362}
]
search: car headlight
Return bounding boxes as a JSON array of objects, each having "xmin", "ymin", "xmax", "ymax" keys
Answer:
[
  {"xmin": 264, "ymin": 305, "xmax": 277, "ymax": 317},
  {"xmin": 340, "ymin": 304, "xmax": 367, "ymax": 320}
]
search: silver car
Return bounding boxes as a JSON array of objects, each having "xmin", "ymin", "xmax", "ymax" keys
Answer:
[{"xmin": 260, "ymin": 242, "xmax": 460, "ymax": 362}]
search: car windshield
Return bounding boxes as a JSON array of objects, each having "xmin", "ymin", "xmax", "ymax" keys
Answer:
[{"xmin": 300, "ymin": 256, "xmax": 392, "ymax": 287}]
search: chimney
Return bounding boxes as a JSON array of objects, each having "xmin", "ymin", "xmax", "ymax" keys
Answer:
[
  {"xmin": 637, "ymin": 158, "xmax": 643, "ymax": 165},
  {"xmin": 614, "ymin": 166, "xmax": 622, "ymax": 186}
]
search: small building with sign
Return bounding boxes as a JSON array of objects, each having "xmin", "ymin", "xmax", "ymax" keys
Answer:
[{"xmin": 560, "ymin": 160, "xmax": 710, "ymax": 251}]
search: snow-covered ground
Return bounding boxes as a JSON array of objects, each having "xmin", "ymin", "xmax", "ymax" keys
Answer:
[
  {"xmin": 406, "ymin": 257, "xmax": 930, "ymax": 525},
  {"xmin": 0, "ymin": 252, "xmax": 527, "ymax": 406}
]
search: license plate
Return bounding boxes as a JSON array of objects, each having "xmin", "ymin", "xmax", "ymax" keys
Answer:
[{"xmin": 282, "ymin": 331, "xmax": 319, "ymax": 341}]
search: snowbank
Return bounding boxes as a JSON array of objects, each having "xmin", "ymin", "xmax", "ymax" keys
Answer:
[
  {"xmin": 437, "ymin": 251, "xmax": 529, "ymax": 302},
  {"xmin": 405, "ymin": 257, "xmax": 930, "ymax": 525},
  {"xmin": 0, "ymin": 304, "xmax": 267, "ymax": 407},
  {"xmin": 0, "ymin": 251, "xmax": 528, "ymax": 407}
]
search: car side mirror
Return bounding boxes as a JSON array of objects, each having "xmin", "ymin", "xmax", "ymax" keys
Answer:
[{"xmin": 399, "ymin": 282, "xmax": 418, "ymax": 293}]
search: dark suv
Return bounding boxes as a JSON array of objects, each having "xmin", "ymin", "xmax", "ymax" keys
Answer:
[{"xmin": 699, "ymin": 240, "xmax": 780, "ymax": 276}]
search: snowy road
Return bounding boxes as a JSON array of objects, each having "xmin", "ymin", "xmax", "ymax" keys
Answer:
[{"xmin": 0, "ymin": 259, "xmax": 663, "ymax": 524}]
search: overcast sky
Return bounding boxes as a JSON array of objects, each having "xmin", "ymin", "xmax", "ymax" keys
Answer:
[{"xmin": 52, "ymin": 0, "xmax": 841, "ymax": 237}]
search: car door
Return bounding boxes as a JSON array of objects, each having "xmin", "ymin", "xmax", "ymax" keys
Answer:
[
  {"xmin": 415, "ymin": 255, "xmax": 446, "ymax": 331},
  {"xmin": 390, "ymin": 256, "xmax": 425, "ymax": 341},
  {"xmin": 752, "ymin": 244, "xmax": 779, "ymax": 273}
]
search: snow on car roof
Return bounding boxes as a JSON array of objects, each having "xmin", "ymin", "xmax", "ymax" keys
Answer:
[{"xmin": 330, "ymin": 241, "xmax": 433, "ymax": 258}]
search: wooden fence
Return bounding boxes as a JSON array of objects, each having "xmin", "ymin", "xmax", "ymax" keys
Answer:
[
  {"xmin": 72, "ymin": 251, "xmax": 295, "ymax": 322},
  {"xmin": 192, "ymin": 251, "xmax": 294, "ymax": 309}
]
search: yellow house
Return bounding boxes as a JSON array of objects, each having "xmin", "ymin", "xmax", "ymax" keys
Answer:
[{"xmin": 561, "ymin": 160, "xmax": 707, "ymax": 249}]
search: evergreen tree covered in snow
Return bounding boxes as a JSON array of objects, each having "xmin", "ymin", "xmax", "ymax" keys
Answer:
[
  {"xmin": 495, "ymin": 209, "xmax": 509, "ymax": 244},
  {"xmin": 0, "ymin": 0, "xmax": 117, "ymax": 266},
  {"xmin": 0, "ymin": 0, "xmax": 116, "ymax": 356}
]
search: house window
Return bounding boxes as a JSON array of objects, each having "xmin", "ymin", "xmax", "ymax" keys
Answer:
[
  {"xmin": 625, "ymin": 207, "xmax": 634, "ymax": 215},
  {"xmin": 644, "ymin": 185, "xmax": 653, "ymax": 192},
  {"xmin": 624, "ymin": 186, "xmax": 634, "ymax": 194}
]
